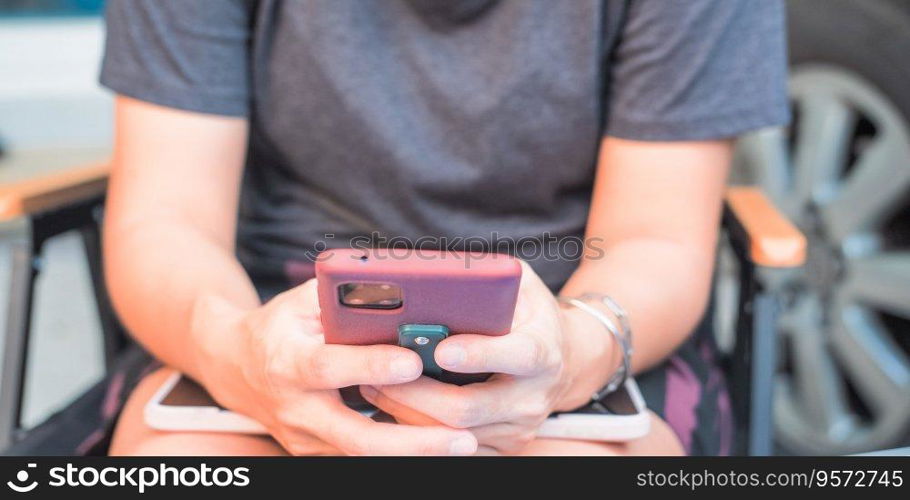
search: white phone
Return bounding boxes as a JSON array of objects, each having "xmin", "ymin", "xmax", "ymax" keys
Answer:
[
  {"xmin": 534, "ymin": 378, "xmax": 650, "ymax": 441},
  {"xmin": 144, "ymin": 373, "xmax": 381, "ymax": 433},
  {"xmin": 145, "ymin": 372, "xmax": 649, "ymax": 442},
  {"xmin": 144, "ymin": 372, "xmax": 269, "ymax": 434}
]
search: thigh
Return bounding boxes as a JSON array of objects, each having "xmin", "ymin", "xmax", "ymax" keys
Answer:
[
  {"xmin": 515, "ymin": 412, "xmax": 684, "ymax": 456},
  {"xmin": 110, "ymin": 368, "xmax": 288, "ymax": 456}
]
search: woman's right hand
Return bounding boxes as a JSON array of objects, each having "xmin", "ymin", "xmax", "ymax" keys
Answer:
[{"xmin": 188, "ymin": 279, "xmax": 478, "ymax": 456}]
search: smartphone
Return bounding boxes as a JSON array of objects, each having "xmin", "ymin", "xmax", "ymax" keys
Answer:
[{"xmin": 316, "ymin": 248, "xmax": 522, "ymax": 345}]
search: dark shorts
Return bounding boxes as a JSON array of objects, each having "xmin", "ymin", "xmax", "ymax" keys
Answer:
[{"xmin": 635, "ymin": 316, "xmax": 733, "ymax": 456}]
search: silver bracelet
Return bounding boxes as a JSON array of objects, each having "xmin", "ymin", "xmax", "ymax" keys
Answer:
[
  {"xmin": 589, "ymin": 294, "xmax": 632, "ymax": 351},
  {"xmin": 586, "ymin": 294, "xmax": 633, "ymax": 397},
  {"xmin": 558, "ymin": 295, "xmax": 631, "ymax": 398}
]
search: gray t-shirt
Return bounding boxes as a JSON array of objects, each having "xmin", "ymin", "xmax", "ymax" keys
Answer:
[{"xmin": 100, "ymin": 0, "xmax": 788, "ymax": 291}]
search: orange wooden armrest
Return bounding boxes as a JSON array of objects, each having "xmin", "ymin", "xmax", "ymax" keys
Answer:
[
  {"xmin": 0, "ymin": 163, "xmax": 111, "ymax": 222},
  {"xmin": 724, "ymin": 187, "xmax": 807, "ymax": 268}
]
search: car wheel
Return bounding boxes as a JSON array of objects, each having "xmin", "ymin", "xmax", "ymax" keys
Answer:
[{"xmin": 728, "ymin": 0, "xmax": 910, "ymax": 454}]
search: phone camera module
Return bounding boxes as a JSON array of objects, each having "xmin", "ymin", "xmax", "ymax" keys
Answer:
[{"xmin": 338, "ymin": 283, "xmax": 402, "ymax": 309}]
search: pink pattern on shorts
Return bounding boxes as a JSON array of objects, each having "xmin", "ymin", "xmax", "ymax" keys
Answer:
[{"xmin": 664, "ymin": 355, "xmax": 701, "ymax": 454}]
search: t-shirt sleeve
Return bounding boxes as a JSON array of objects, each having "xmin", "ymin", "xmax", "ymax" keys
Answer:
[
  {"xmin": 605, "ymin": 0, "xmax": 790, "ymax": 141},
  {"xmin": 99, "ymin": 0, "xmax": 253, "ymax": 117}
]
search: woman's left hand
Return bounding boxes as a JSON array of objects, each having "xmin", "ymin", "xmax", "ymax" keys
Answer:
[{"xmin": 360, "ymin": 260, "xmax": 605, "ymax": 454}]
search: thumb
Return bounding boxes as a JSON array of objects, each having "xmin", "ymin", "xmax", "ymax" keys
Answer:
[{"xmin": 272, "ymin": 278, "xmax": 321, "ymax": 315}]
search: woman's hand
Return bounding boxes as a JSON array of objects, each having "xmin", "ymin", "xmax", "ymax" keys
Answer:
[
  {"xmin": 190, "ymin": 279, "xmax": 479, "ymax": 456},
  {"xmin": 360, "ymin": 261, "xmax": 614, "ymax": 454}
]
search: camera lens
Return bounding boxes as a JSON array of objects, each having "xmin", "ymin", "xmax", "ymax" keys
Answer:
[{"xmin": 338, "ymin": 282, "xmax": 402, "ymax": 309}]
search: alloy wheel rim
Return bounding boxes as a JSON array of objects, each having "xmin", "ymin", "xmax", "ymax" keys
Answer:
[{"xmin": 731, "ymin": 64, "xmax": 910, "ymax": 454}]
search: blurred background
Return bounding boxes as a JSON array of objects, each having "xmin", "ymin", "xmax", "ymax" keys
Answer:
[
  {"xmin": 0, "ymin": 0, "xmax": 108, "ymax": 432},
  {"xmin": 0, "ymin": 0, "xmax": 908, "ymax": 455}
]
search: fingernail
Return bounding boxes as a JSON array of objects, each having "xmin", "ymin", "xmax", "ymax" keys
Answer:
[
  {"xmin": 449, "ymin": 435, "xmax": 477, "ymax": 456},
  {"xmin": 390, "ymin": 357, "xmax": 421, "ymax": 380},
  {"xmin": 360, "ymin": 385, "xmax": 378, "ymax": 400},
  {"xmin": 437, "ymin": 345, "xmax": 466, "ymax": 368}
]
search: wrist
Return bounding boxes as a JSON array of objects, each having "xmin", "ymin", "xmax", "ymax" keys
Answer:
[
  {"xmin": 188, "ymin": 292, "xmax": 250, "ymax": 390},
  {"xmin": 555, "ymin": 305, "xmax": 617, "ymax": 412}
]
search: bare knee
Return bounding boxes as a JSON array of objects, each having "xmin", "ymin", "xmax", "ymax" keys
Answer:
[{"xmin": 121, "ymin": 432, "xmax": 287, "ymax": 457}]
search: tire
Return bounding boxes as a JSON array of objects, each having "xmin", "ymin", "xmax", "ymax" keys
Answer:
[{"xmin": 728, "ymin": 0, "xmax": 910, "ymax": 454}]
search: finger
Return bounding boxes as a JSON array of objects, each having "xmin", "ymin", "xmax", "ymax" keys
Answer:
[
  {"xmin": 360, "ymin": 385, "xmax": 442, "ymax": 426},
  {"xmin": 435, "ymin": 331, "xmax": 556, "ymax": 376},
  {"xmin": 306, "ymin": 400, "xmax": 477, "ymax": 456},
  {"xmin": 512, "ymin": 260, "xmax": 557, "ymax": 324},
  {"xmin": 272, "ymin": 278, "xmax": 320, "ymax": 311},
  {"xmin": 475, "ymin": 446, "xmax": 500, "ymax": 456},
  {"xmin": 470, "ymin": 423, "xmax": 536, "ymax": 455},
  {"xmin": 264, "ymin": 280, "xmax": 324, "ymax": 335},
  {"xmin": 298, "ymin": 344, "xmax": 423, "ymax": 389},
  {"xmin": 274, "ymin": 429, "xmax": 344, "ymax": 456},
  {"xmin": 373, "ymin": 376, "xmax": 521, "ymax": 428}
]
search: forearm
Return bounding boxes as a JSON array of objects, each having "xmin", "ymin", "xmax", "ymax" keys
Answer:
[
  {"xmin": 556, "ymin": 238, "xmax": 715, "ymax": 410},
  {"xmin": 104, "ymin": 97, "xmax": 254, "ymax": 385},
  {"xmin": 565, "ymin": 237, "xmax": 714, "ymax": 366},
  {"xmin": 104, "ymin": 215, "xmax": 259, "ymax": 384},
  {"xmin": 551, "ymin": 137, "xmax": 729, "ymax": 411}
]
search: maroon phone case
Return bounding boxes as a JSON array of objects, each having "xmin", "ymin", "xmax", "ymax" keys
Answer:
[{"xmin": 316, "ymin": 248, "xmax": 521, "ymax": 345}]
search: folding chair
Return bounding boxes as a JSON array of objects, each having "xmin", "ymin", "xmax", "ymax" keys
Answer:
[{"xmin": 0, "ymin": 162, "xmax": 129, "ymax": 453}]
